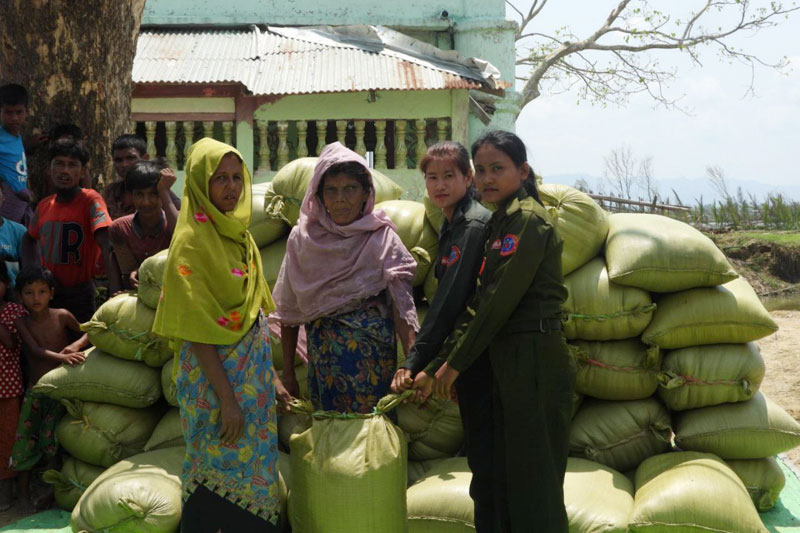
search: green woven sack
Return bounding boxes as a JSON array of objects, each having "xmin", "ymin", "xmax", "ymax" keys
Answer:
[
  {"xmin": 56, "ymin": 399, "xmax": 164, "ymax": 467},
  {"xmin": 630, "ymin": 452, "xmax": 766, "ymax": 532},
  {"xmin": 144, "ymin": 408, "xmax": 184, "ymax": 452},
  {"xmin": 641, "ymin": 277, "xmax": 778, "ymax": 349},
  {"xmin": 657, "ymin": 343, "xmax": 765, "ymax": 411},
  {"xmin": 569, "ymin": 398, "xmax": 672, "ymax": 473},
  {"xmin": 270, "ymin": 157, "xmax": 403, "ymax": 225},
  {"xmin": 564, "ymin": 457, "xmax": 633, "ymax": 533},
  {"xmin": 407, "ymin": 460, "xmax": 434, "ymax": 487},
  {"xmin": 33, "ymin": 347, "xmax": 162, "ymax": 408},
  {"xmin": 161, "ymin": 358, "xmax": 178, "ymax": 407},
  {"xmin": 540, "ymin": 184, "xmax": 609, "ymax": 276},
  {"xmin": 376, "ymin": 200, "xmax": 439, "ymax": 287},
  {"xmin": 422, "ymin": 192, "xmax": 447, "ymax": 236},
  {"xmin": 397, "ymin": 398, "xmax": 463, "ymax": 461},
  {"xmin": 42, "ymin": 456, "xmax": 105, "ymax": 511},
  {"xmin": 137, "ymin": 249, "xmax": 168, "ymax": 310},
  {"xmin": 605, "ymin": 213, "xmax": 738, "ymax": 292},
  {"xmin": 71, "ymin": 446, "xmax": 184, "ymax": 533},
  {"xmin": 725, "ymin": 457, "xmax": 786, "ymax": 512},
  {"xmin": 250, "ymin": 182, "xmax": 290, "ymax": 247},
  {"xmin": 674, "ymin": 392, "xmax": 800, "ymax": 459},
  {"xmin": 564, "ymin": 257, "xmax": 655, "ymax": 341},
  {"xmin": 289, "ymin": 394, "xmax": 408, "ymax": 533},
  {"xmin": 407, "ymin": 457, "xmax": 473, "ymax": 532},
  {"xmin": 570, "ymin": 339, "xmax": 660, "ymax": 401},
  {"xmin": 83, "ymin": 293, "xmax": 172, "ymax": 367},
  {"xmin": 260, "ymin": 237, "xmax": 287, "ymax": 289}
]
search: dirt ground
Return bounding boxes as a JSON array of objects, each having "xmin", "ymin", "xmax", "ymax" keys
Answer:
[{"xmin": 756, "ymin": 310, "xmax": 800, "ymax": 468}]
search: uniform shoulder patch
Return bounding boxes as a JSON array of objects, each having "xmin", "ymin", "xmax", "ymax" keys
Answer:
[
  {"xmin": 499, "ymin": 234, "xmax": 519, "ymax": 256},
  {"xmin": 441, "ymin": 245, "xmax": 462, "ymax": 266}
]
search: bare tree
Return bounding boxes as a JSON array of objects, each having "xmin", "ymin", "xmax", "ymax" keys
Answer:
[
  {"xmin": 706, "ymin": 164, "xmax": 731, "ymax": 200},
  {"xmin": 639, "ymin": 156, "xmax": 658, "ymax": 202},
  {"xmin": 603, "ymin": 145, "xmax": 638, "ymax": 198},
  {"xmin": 573, "ymin": 178, "xmax": 592, "ymax": 193},
  {"xmin": 509, "ymin": 1, "xmax": 799, "ymax": 112}
]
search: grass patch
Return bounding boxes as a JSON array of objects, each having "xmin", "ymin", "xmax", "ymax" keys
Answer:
[{"xmin": 738, "ymin": 232, "xmax": 800, "ymax": 246}]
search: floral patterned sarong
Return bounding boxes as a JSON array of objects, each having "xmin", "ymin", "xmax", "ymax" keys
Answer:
[
  {"xmin": 306, "ymin": 305, "xmax": 397, "ymax": 414},
  {"xmin": 177, "ymin": 312, "xmax": 280, "ymax": 524}
]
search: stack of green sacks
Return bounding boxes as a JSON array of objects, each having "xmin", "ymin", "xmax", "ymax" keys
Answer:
[
  {"xmin": 80, "ymin": 178, "xmax": 793, "ymax": 532},
  {"xmin": 33, "ymin": 259, "xmax": 188, "ymax": 519},
  {"xmin": 35, "ymin": 346, "xmax": 166, "ymax": 512},
  {"xmin": 556, "ymin": 199, "xmax": 796, "ymax": 531}
]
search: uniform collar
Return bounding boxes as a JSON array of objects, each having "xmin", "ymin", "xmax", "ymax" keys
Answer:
[
  {"xmin": 492, "ymin": 187, "xmax": 529, "ymax": 220},
  {"xmin": 440, "ymin": 194, "xmax": 473, "ymax": 235}
]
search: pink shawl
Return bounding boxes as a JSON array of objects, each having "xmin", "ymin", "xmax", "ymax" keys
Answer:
[{"xmin": 271, "ymin": 142, "xmax": 419, "ymax": 330}]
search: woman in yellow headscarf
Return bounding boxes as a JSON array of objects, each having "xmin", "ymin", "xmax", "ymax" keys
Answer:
[{"xmin": 153, "ymin": 138, "xmax": 287, "ymax": 532}]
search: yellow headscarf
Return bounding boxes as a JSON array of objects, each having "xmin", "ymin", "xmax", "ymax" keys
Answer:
[{"xmin": 152, "ymin": 138, "xmax": 274, "ymax": 345}]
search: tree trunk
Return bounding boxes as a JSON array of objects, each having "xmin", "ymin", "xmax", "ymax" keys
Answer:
[{"xmin": 0, "ymin": 0, "xmax": 146, "ymax": 199}]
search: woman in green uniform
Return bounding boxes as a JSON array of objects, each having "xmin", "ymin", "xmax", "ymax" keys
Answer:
[
  {"xmin": 429, "ymin": 131, "xmax": 575, "ymax": 532},
  {"xmin": 391, "ymin": 141, "xmax": 490, "ymax": 398}
]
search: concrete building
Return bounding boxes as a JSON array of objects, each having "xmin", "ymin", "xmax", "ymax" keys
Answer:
[{"xmin": 133, "ymin": 0, "xmax": 516, "ymax": 193}]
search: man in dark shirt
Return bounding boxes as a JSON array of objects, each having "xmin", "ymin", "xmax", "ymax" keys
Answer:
[{"xmin": 103, "ymin": 134, "xmax": 180, "ymax": 220}]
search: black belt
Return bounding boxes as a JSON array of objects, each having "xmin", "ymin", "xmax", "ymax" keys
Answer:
[{"xmin": 502, "ymin": 318, "xmax": 563, "ymax": 335}]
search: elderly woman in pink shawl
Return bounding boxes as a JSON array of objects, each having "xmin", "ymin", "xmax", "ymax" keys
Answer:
[{"xmin": 272, "ymin": 142, "xmax": 418, "ymax": 413}]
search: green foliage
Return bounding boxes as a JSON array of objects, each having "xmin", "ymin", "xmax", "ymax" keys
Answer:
[{"xmin": 691, "ymin": 192, "xmax": 800, "ymax": 231}]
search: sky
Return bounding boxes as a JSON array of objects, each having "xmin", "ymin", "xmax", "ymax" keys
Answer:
[{"xmin": 509, "ymin": 1, "xmax": 800, "ymax": 194}]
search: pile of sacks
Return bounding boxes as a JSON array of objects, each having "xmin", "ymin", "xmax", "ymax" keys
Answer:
[
  {"xmin": 30, "ymin": 159, "xmax": 798, "ymax": 532},
  {"xmin": 255, "ymin": 167, "xmax": 799, "ymax": 532},
  {"xmin": 31, "ymin": 281, "xmax": 186, "ymax": 531},
  {"xmin": 542, "ymin": 184, "xmax": 797, "ymax": 532}
]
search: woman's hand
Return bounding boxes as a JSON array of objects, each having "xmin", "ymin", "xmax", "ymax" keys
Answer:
[
  {"xmin": 391, "ymin": 368, "xmax": 413, "ymax": 393},
  {"xmin": 411, "ymin": 371, "xmax": 435, "ymax": 404},
  {"xmin": 274, "ymin": 375, "xmax": 293, "ymax": 414},
  {"xmin": 219, "ymin": 397, "xmax": 245, "ymax": 445},
  {"xmin": 281, "ymin": 368, "xmax": 300, "ymax": 399},
  {"xmin": 433, "ymin": 362, "xmax": 460, "ymax": 401},
  {"xmin": 129, "ymin": 269, "xmax": 139, "ymax": 289}
]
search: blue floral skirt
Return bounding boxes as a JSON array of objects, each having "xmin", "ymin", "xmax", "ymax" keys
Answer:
[
  {"xmin": 306, "ymin": 305, "xmax": 397, "ymax": 414},
  {"xmin": 176, "ymin": 312, "xmax": 280, "ymax": 524}
]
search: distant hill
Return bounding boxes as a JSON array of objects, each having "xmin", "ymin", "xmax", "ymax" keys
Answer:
[{"xmin": 543, "ymin": 174, "xmax": 800, "ymax": 205}]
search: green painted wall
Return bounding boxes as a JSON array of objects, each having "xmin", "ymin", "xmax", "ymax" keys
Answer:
[
  {"xmin": 131, "ymin": 98, "xmax": 234, "ymax": 113},
  {"xmin": 253, "ymin": 90, "xmax": 454, "ymax": 122},
  {"xmin": 143, "ymin": 0, "xmax": 504, "ymax": 27}
]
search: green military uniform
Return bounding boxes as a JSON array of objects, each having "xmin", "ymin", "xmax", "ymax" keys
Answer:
[
  {"xmin": 425, "ymin": 187, "xmax": 575, "ymax": 532},
  {"xmin": 401, "ymin": 194, "xmax": 490, "ymax": 374}
]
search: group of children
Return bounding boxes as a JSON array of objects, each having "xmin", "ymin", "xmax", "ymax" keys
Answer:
[{"xmin": 0, "ymin": 83, "xmax": 178, "ymax": 513}]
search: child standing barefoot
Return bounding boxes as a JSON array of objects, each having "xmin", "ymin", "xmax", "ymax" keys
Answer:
[
  {"xmin": 430, "ymin": 131, "xmax": 575, "ymax": 532},
  {"xmin": 11, "ymin": 267, "xmax": 88, "ymax": 512},
  {"xmin": 0, "ymin": 263, "xmax": 27, "ymax": 511}
]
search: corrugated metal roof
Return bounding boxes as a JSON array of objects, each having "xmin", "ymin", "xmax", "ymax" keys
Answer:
[{"xmin": 133, "ymin": 25, "xmax": 505, "ymax": 95}]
